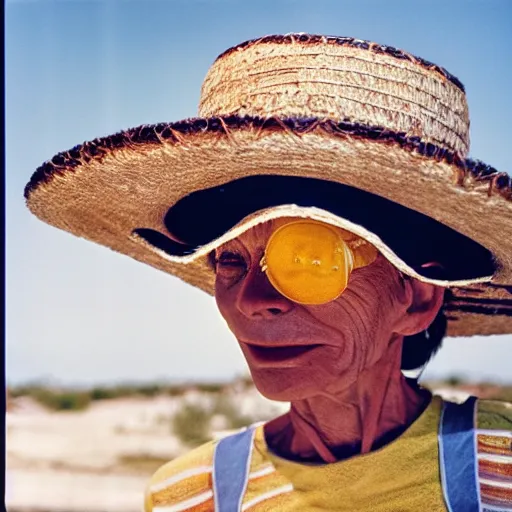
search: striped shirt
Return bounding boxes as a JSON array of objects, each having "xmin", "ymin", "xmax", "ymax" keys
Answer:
[{"xmin": 145, "ymin": 396, "xmax": 512, "ymax": 511}]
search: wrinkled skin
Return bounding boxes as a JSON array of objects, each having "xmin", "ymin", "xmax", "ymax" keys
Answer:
[{"xmin": 214, "ymin": 218, "xmax": 445, "ymax": 462}]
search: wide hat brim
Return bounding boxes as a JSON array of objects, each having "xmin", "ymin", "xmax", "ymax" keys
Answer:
[{"xmin": 25, "ymin": 115, "xmax": 512, "ymax": 337}]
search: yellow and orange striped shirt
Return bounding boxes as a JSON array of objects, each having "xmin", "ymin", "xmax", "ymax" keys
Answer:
[{"xmin": 145, "ymin": 396, "xmax": 512, "ymax": 511}]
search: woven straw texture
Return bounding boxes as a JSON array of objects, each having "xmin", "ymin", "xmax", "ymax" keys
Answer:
[{"xmin": 24, "ymin": 34, "xmax": 512, "ymax": 337}]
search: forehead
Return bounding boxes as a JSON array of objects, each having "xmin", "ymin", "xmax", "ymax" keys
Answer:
[{"xmin": 221, "ymin": 217, "xmax": 304, "ymax": 249}]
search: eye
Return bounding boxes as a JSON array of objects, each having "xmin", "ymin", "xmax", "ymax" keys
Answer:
[
  {"xmin": 216, "ymin": 251, "xmax": 245, "ymax": 266},
  {"xmin": 214, "ymin": 251, "xmax": 248, "ymax": 281}
]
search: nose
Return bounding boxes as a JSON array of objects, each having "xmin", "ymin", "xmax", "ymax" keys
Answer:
[{"xmin": 235, "ymin": 264, "xmax": 294, "ymax": 319}]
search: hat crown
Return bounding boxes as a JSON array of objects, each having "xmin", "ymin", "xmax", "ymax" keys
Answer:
[{"xmin": 199, "ymin": 34, "xmax": 470, "ymax": 156}]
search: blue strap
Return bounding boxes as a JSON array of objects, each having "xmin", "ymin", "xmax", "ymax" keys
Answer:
[
  {"xmin": 212, "ymin": 427, "xmax": 256, "ymax": 512},
  {"xmin": 439, "ymin": 396, "xmax": 481, "ymax": 512}
]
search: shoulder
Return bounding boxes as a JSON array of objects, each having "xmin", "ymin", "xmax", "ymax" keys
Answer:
[
  {"xmin": 474, "ymin": 399, "xmax": 512, "ymax": 507},
  {"xmin": 438, "ymin": 395, "xmax": 512, "ymax": 432},
  {"xmin": 144, "ymin": 425, "xmax": 272, "ymax": 512},
  {"xmin": 476, "ymin": 398, "xmax": 512, "ymax": 432},
  {"xmin": 475, "ymin": 398, "xmax": 512, "ymax": 462},
  {"xmin": 144, "ymin": 439, "xmax": 217, "ymax": 512}
]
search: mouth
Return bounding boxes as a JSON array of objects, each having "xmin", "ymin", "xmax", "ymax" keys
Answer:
[{"xmin": 243, "ymin": 343, "xmax": 323, "ymax": 366}]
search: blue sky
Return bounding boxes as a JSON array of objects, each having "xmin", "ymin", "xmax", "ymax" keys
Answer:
[{"xmin": 6, "ymin": 0, "xmax": 512, "ymax": 385}]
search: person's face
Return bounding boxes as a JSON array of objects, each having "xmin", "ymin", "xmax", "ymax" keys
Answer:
[{"xmin": 214, "ymin": 218, "xmax": 436, "ymax": 401}]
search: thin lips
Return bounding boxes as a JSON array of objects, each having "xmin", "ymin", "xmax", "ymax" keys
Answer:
[
  {"xmin": 239, "ymin": 339, "xmax": 335, "ymax": 348},
  {"xmin": 242, "ymin": 342, "xmax": 320, "ymax": 348},
  {"xmin": 243, "ymin": 342, "xmax": 324, "ymax": 365}
]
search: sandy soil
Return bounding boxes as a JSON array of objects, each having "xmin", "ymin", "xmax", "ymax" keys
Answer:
[
  {"xmin": 7, "ymin": 469, "xmax": 148, "ymax": 512},
  {"xmin": 6, "ymin": 390, "xmax": 288, "ymax": 512}
]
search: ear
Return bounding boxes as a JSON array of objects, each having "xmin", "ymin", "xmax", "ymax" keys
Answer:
[{"xmin": 393, "ymin": 277, "xmax": 445, "ymax": 336}]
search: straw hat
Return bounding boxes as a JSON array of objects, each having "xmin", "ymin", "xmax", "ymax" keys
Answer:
[{"xmin": 24, "ymin": 34, "xmax": 512, "ymax": 337}]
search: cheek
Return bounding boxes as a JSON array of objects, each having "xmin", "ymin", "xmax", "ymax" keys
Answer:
[
  {"xmin": 313, "ymin": 268, "xmax": 402, "ymax": 371},
  {"xmin": 214, "ymin": 283, "xmax": 228, "ymax": 318},
  {"xmin": 312, "ymin": 301, "xmax": 377, "ymax": 376},
  {"xmin": 214, "ymin": 279, "xmax": 240, "ymax": 330},
  {"xmin": 214, "ymin": 278, "xmax": 258, "ymax": 346}
]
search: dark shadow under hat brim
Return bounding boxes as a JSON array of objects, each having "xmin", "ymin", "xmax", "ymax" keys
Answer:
[{"xmin": 134, "ymin": 175, "xmax": 496, "ymax": 282}]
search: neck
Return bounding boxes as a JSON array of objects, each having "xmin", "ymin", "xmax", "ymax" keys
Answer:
[{"xmin": 264, "ymin": 337, "xmax": 431, "ymax": 463}]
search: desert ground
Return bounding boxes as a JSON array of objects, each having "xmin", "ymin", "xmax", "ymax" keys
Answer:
[{"xmin": 6, "ymin": 381, "xmax": 288, "ymax": 512}]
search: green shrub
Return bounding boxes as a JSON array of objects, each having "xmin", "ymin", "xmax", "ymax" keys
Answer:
[
  {"xmin": 212, "ymin": 395, "xmax": 252, "ymax": 430},
  {"xmin": 445, "ymin": 375, "xmax": 465, "ymax": 387},
  {"xmin": 172, "ymin": 404, "xmax": 212, "ymax": 447},
  {"xmin": 167, "ymin": 385, "xmax": 188, "ymax": 397},
  {"xmin": 196, "ymin": 382, "xmax": 226, "ymax": 394},
  {"xmin": 90, "ymin": 383, "xmax": 164, "ymax": 400},
  {"xmin": 136, "ymin": 384, "xmax": 163, "ymax": 397},
  {"xmin": 25, "ymin": 388, "xmax": 91, "ymax": 411},
  {"xmin": 90, "ymin": 387, "xmax": 117, "ymax": 400},
  {"xmin": 52, "ymin": 392, "xmax": 91, "ymax": 411}
]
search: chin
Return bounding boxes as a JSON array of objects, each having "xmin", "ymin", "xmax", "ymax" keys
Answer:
[{"xmin": 250, "ymin": 367, "xmax": 328, "ymax": 402}]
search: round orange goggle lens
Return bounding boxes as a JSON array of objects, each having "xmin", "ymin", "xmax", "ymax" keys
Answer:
[{"xmin": 261, "ymin": 220, "xmax": 378, "ymax": 305}]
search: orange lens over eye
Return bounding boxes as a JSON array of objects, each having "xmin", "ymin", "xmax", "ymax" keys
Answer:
[{"xmin": 262, "ymin": 220, "xmax": 377, "ymax": 305}]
